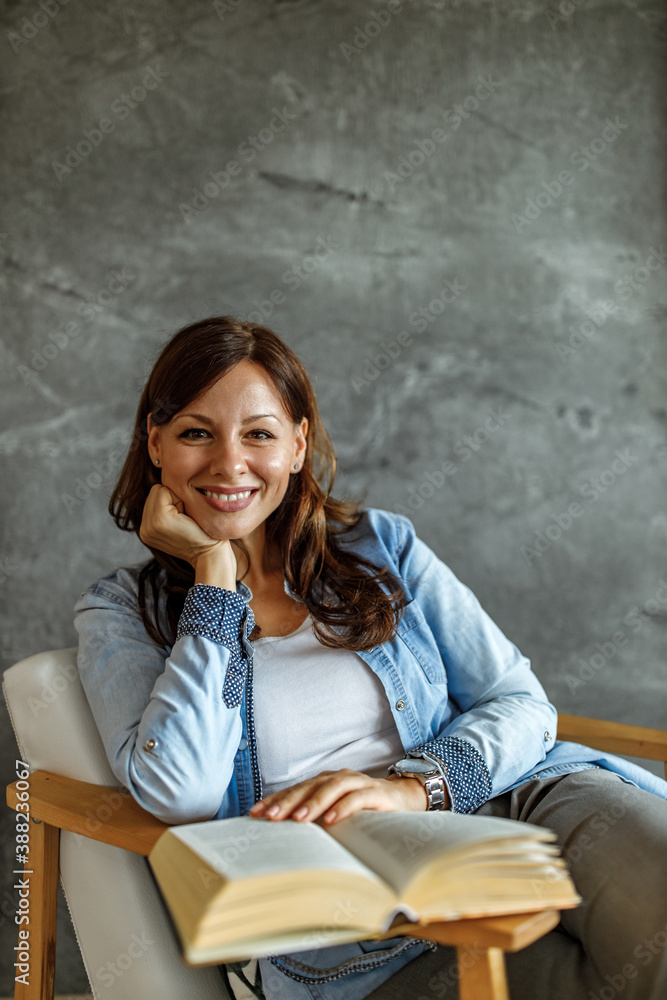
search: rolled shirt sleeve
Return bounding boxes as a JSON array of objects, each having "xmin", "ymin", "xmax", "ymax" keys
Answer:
[
  {"xmin": 75, "ymin": 571, "xmax": 255, "ymax": 824},
  {"xmin": 177, "ymin": 584, "xmax": 255, "ymax": 708}
]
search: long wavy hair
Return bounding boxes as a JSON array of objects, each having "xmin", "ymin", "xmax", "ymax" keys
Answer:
[{"xmin": 110, "ymin": 317, "xmax": 407, "ymax": 650}]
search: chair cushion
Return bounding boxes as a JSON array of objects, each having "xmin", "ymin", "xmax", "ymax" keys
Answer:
[{"xmin": 4, "ymin": 648, "xmax": 116, "ymax": 784}]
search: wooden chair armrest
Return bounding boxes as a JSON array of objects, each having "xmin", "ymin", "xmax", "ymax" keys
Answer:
[
  {"xmin": 6, "ymin": 770, "xmax": 168, "ymax": 855},
  {"xmin": 557, "ymin": 714, "xmax": 667, "ymax": 763},
  {"xmin": 389, "ymin": 908, "xmax": 561, "ymax": 952}
]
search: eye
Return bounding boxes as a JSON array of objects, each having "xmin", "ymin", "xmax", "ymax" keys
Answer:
[
  {"xmin": 247, "ymin": 429, "xmax": 275, "ymax": 440},
  {"xmin": 178, "ymin": 427, "xmax": 210, "ymax": 440}
]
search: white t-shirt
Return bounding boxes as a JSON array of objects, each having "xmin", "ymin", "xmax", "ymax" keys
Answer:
[
  {"xmin": 252, "ymin": 613, "xmax": 405, "ymax": 796},
  {"xmin": 226, "ymin": 615, "xmax": 406, "ymax": 997}
]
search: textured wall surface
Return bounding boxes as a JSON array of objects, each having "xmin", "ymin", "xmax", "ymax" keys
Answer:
[{"xmin": 1, "ymin": 0, "xmax": 666, "ymax": 992}]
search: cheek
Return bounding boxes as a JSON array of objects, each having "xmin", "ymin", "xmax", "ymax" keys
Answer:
[
  {"xmin": 161, "ymin": 448, "xmax": 196, "ymax": 479},
  {"xmin": 263, "ymin": 454, "xmax": 292, "ymax": 482},
  {"xmin": 158, "ymin": 453, "xmax": 197, "ymax": 498}
]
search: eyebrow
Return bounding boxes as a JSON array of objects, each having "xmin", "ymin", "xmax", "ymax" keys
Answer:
[{"xmin": 174, "ymin": 412, "xmax": 283, "ymax": 425}]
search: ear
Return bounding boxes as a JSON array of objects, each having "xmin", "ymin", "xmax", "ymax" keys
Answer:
[
  {"xmin": 146, "ymin": 413, "xmax": 162, "ymax": 467},
  {"xmin": 294, "ymin": 417, "xmax": 308, "ymax": 467}
]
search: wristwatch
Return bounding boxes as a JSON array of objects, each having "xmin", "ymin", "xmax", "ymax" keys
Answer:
[{"xmin": 387, "ymin": 757, "xmax": 447, "ymax": 811}]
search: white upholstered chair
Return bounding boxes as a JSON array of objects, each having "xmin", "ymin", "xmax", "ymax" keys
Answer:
[{"xmin": 4, "ymin": 648, "xmax": 230, "ymax": 1000}]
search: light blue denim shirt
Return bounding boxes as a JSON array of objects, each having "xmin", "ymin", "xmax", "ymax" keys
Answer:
[{"xmin": 74, "ymin": 507, "xmax": 667, "ymax": 998}]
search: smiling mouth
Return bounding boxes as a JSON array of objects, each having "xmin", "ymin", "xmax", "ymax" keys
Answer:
[{"xmin": 197, "ymin": 489, "xmax": 258, "ymax": 502}]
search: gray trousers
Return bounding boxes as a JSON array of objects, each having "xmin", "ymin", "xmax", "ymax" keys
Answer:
[{"xmin": 365, "ymin": 769, "xmax": 667, "ymax": 1000}]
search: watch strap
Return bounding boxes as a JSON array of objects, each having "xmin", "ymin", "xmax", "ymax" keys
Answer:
[
  {"xmin": 417, "ymin": 772, "xmax": 447, "ymax": 810},
  {"xmin": 388, "ymin": 759, "xmax": 447, "ymax": 810}
]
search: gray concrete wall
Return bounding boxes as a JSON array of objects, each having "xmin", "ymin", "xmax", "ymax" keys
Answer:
[{"xmin": 1, "ymin": 0, "xmax": 666, "ymax": 992}]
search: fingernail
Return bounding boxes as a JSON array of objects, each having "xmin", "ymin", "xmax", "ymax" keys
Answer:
[
  {"xmin": 324, "ymin": 810, "xmax": 336, "ymax": 823},
  {"xmin": 266, "ymin": 804, "xmax": 279, "ymax": 817},
  {"xmin": 294, "ymin": 806, "xmax": 308, "ymax": 819}
]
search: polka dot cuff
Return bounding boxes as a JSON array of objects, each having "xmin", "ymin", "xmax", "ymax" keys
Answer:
[
  {"xmin": 176, "ymin": 584, "xmax": 256, "ymax": 709},
  {"xmin": 410, "ymin": 736, "xmax": 492, "ymax": 814}
]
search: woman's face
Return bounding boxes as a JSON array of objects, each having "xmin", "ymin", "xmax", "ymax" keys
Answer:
[{"xmin": 147, "ymin": 360, "xmax": 308, "ymax": 544}]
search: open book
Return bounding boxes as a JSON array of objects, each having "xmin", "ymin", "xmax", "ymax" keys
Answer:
[{"xmin": 148, "ymin": 809, "xmax": 580, "ymax": 965}]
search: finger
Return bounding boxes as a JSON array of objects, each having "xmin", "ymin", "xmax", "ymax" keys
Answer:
[
  {"xmin": 249, "ymin": 771, "xmax": 336, "ymax": 809},
  {"xmin": 249, "ymin": 779, "xmax": 324, "ymax": 819},
  {"xmin": 320, "ymin": 785, "xmax": 394, "ymax": 825},
  {"xmin": 155, "ymin": 484, "xmax": 183, "ymax": 512},
  {"xmin": 249, "ymin": 772, "xmax": 343, "ymax": 820},
  {"xmin": 143, "ymin": 485, "xmax": 172, "ymax": 525},
  {"xmin": 283, "ymin": 772, "xmax": 374, "ymax": 823}
]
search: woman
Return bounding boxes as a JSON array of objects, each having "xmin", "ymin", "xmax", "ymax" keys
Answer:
[{"xmin": 75, "ymin": 317, "xmax": 667, "ymax": 1000}]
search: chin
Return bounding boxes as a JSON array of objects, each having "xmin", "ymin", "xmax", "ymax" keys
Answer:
[
  {"xmin": 202, "ymin": 522, "xmax": 240, "ymax": 541},
  {"xmin": 196, "ymin": 510, "xmax": 255, "ymax": 541}
]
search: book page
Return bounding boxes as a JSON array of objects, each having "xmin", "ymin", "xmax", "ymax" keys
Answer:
[
  {"xmin": 185, "ymin": 922, "xmax": 396, "ymax": 966},
  {"xmin": 167, "ymin": 815, "xmax": 388, "ymax": 885},
  {"xmin": 326, "ymin": 810, "xmax": 555, "ymax": 896}
]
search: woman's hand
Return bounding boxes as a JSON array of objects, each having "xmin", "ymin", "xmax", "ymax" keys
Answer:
[
  {"xmin": 139, "ymin": 484, "xmax": 238, "ymax": 589},
  {"xmin": 249, "ymin": 769, "xmax": 429, "ymax": 826}
]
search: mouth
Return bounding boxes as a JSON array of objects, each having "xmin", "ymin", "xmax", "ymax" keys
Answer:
[
  {"xmin": 195, "ymin": 487, "xmax": 259, "ymax": 512},
  {"xmin": 198, "ymin": 489, "xmax": 256, "ymax": 501}
]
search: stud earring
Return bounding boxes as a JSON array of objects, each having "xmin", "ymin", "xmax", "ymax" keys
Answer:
[
  {"xmin": 154, "ymin": 459, "xmax": 160, "ymax": 467},
  {"xmin": 293, "ymin": 463, "xmax": 299, "ymax": 471}
]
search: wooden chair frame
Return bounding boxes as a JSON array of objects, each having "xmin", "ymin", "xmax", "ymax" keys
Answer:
[{"xmin": 6, "ymin": 713, "xmax": 667, "ymax": 1000}]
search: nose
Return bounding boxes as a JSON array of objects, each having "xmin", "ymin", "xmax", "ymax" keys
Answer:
[{"xmin": 207, "ymin": 437, "xmax": 248, "ymax": 479}]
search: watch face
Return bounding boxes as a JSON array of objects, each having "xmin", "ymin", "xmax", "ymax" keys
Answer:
[{"xmin": 395, "ymin": 758, "xmax": 438, "ymax": 775}]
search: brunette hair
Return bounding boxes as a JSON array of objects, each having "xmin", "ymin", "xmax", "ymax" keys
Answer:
[{"xmin": 110, "ymin": 317, "xmax": 407, "ymax": 650}]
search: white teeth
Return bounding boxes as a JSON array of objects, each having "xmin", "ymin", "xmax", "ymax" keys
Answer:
[{"xmin": 202, "ymin": 490, "xmax": 254, "ymax": 501}]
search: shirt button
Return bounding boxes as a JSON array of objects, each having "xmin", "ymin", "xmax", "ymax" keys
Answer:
[
  {"xmin": 396, "ymin": 699, "xmax": 406, "ymax": 711},
  {"xmin": 238, "ymin": 738, "xmax": 248, "ymax": 751},
  {"xmin": 143, "ymin": 738, "xmax": 158, "ymax": 751},
  {"xmin": 544, "ymin": 731, "xmax": 551, "ymax": 742}
]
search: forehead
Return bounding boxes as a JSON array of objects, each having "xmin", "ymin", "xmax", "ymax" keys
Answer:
[{"xmin": 186, "ymin": 361, "xmax": 289, "ymax": 417}]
